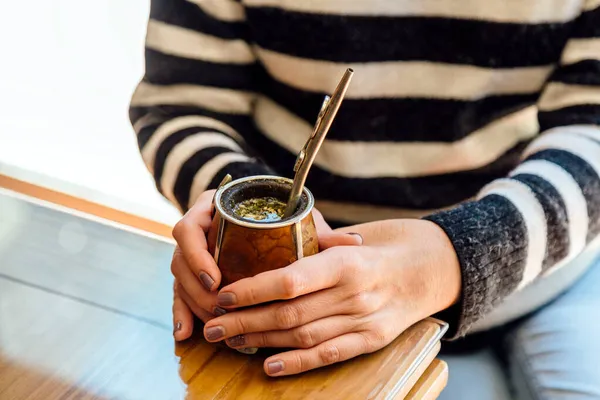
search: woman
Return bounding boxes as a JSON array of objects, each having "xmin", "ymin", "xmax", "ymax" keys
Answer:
[{"xmin": 130, "ymin": 0, "xmax": 600, "ymax": 397}]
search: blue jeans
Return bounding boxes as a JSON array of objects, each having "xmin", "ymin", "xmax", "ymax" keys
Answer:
[{"xmin": 440, "ymin": 252, "xmax": 600, "ymax": 400}]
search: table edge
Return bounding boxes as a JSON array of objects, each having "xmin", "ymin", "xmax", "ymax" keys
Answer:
[{"xmin": 0, "ymin": 171, "xmax": 175, "ymax": 240}]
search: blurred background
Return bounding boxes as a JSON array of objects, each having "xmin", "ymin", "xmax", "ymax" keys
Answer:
[{"xmin": 0, "ymin": 0, "xmax": 181, "ymax": 226}]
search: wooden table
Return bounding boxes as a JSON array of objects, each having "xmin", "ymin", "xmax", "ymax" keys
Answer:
[{"xmin": 0, "ymin": 187, "xmax": 448, "ymax": 399}]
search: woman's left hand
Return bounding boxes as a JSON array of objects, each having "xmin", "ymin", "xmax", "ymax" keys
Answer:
[{"xmin": 202, "ymin": 219, "xmax": 462, "ymax": 376}]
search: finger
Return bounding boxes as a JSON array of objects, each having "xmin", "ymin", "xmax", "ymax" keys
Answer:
[
  {"xmin": 178, "ymin": 282, "xmax": 215, "ymax": 324},
  {"xmin": 217, "ymin": 247, "xmax": 349, "ymax": 308},
  {"xmin": 173, "ymin": 282, "xmax": 194, "ymax": 341},
  {"xmin": 172, "ymin": 191, "xmax": 222, "ymax": 290},
  {"xmin": 225, "ymin": 315, "xmax": 360, "ymax": 349},
  {"xmin": 171, "ymin": 249, "xmax": 219, "ymax": 313},
  {"xmin": 318, "ymin": 232, "xmax": 363, "ymax": 251},
  {"xmin": 204, "ymin": 290, "xmax": 347, "ymax": 342},
  {"xmin": 185, "ymin": 189, "xmax": 216, "ymax": 228},
  {"xmin": 174, "ymin": 245, "xmax": 221, "ymax": 292},
  {"xmin": 311, "ymin": 208, "xmax": 332, "ymax": 234},
  {"xmin": 263, "ymin": 333, "xmax": 371, "ymax": 376}
]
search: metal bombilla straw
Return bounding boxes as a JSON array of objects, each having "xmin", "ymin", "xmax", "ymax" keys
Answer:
[{"xmin": 283, "ymin": 68, "xmax": 354, "ymax": 218}]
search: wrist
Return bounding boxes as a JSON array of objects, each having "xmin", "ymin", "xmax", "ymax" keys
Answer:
[
  {"xmin": 422, "ymin": 220, "xmax": 462, "ymax": 310},
  {"xmin": 385, "ymin": 219, "xmax": 462, "ymax": 314},
  {"xmin": 336, "ymin": 219, "xmax": 462, "ymax": 314}
]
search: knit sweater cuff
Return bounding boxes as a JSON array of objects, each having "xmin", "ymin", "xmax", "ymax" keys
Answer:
[{"xmin": 423, "ymin": 195, "xmax": 528, "ymax": 339}]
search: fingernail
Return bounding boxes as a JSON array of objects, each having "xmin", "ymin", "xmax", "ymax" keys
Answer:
[
  {"xmin": 217, "ymin": 292, "xmax": 237, "ymax": 307},
  {"xmin": 213, "ymin": 306, "xmax": 227, "ymax": 317},
  {"xmin": 199, "ymin": 272, "xmax": 215, "ymax": 291},
  {"xmin": 237, "ymin": 347, "xmax": 258, "ymax": 355},
  {"xmin": 205, "ymin": 326, "xmax": 225, "ymax": 341},
  {"xmin": 227, "ymin": 335, "xmax": 246, "ymax": 347},
  {"xmin": 173, "ymin": 321, "xmax": 182, "ymax": 335},
  {"xmin": 267, "ymin": 360, "xmax": 285, "ymax": 375},
  {"xmin": 348, "ymin": 232, "xmax": 363, "ymax": 245}
]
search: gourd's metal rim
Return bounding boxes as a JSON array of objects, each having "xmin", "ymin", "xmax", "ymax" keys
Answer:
[{"xmin": 214, "ymin": 175, "xmax": 315, "ymax": 229}]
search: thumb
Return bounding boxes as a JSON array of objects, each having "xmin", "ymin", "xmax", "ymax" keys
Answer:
[{"xmin": 319, "ymin": 232, "xmax": 363, "ymax": 251}]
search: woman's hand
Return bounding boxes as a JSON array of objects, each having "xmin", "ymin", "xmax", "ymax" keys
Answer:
[
  {"xmin": 170, "ymin": 189, "xmax": 357, "ymax": 340},
  {"xmin": 170, "ymin": 189, "xmax": 220, "ymax": 340},
  {"xmin": 202, "ymin": 219, "xmax": 461, "ymax": 376}
]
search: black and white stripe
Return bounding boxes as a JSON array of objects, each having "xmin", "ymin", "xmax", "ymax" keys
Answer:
[
  {"xmin": 510, "ymin": 159, "xmax": 588, "ymax": 261},
  {"xmin": 187, "ymin": 0, "xmax": 246, "ymax": 23},
  {"xmin": 253, "ymin": 97, "xmax": 539, "ymax": 178},
  {"xmin": 131, "ymin": 0, "xmax": 600, "ymax": 338},
  {"xmin": 151, "ymin": 0, "xmax": 248, "ymax": 40},
  {"xmin": 525, "ymin": 131, "xmax": 600, "ymax": 242},
  {"xmin": 246, "ymin": 9, "xmax": 573, "ymax": 67},
  {"xmin": 428, "ymin": 126, "xmax": 600, "ymax": 335},
  {"xmin": 243, "ymin": 0, "xmax": 583, "ymax": 23}
]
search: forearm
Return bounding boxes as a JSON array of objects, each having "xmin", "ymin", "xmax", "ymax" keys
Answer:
[
  {"xmin": 426, "ymin": 142, "xmax": 600, "ymax": 338},
  {"xmin": 129, "ymin": 0, "xmax": 274, "ymax": 212},
  {"xmin": 425, "ymin": 1, "xmax": 600, "ymax": 338}
]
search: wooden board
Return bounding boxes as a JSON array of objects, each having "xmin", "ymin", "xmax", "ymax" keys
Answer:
[
  {"xmin": 0, "ymin": 190, "xmax": 448, "ymax": 399},
  {"xmin": 183, "ymin": 323, "xmax": 443, "ymax": 400},
  {"xmin": 405, "ymin": 360, "xmax": 449, "ymax": 400}
]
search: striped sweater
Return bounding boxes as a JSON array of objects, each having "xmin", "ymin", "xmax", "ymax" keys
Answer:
[{"xmin": 130, "ymin": 0, "xmax": 600, "ymax": 338}]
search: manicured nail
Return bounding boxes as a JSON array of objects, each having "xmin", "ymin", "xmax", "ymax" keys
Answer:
[
  {"xmin": 173, "ymin": 321, "xmax": 182, "ymax": 335},
  {"xmin": 348, "ymin": 232, "xmax": 363, "ymax": 245},
  {"xmin": 267, "ymin": 360, "xmax": 285, "ymax": 375},
  {"xmin": 213, "ymin": 306, "xmax": 227, "ymax": 317},
  {"xmin": 217, "ymin": 292, "xmax": 237, "ymax": 307},
  {"xmin": 199, "ymin": 272, "xmax": 215, "ymax": 291},
  {"xmin": 227, "ymin": 335, "xmax": 246, "ymax": 347},
  {"xmin": 237, "ymin": 347, "xmax": 258, "ymax": 355},
  {"xmin": 205, "ymin": 326, "xmax": 225, "ymax": 341}
]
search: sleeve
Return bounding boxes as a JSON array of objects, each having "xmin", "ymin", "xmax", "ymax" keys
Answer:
[
  {"xmin": 129, "ymin": 0, "xmax": 274, "ymax": 213},
  {"xmin": 424, "ymin": 0, "xmax": 600, "ymax": 339}
]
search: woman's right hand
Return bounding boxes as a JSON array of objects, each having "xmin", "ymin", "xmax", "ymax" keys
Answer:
[{"xmin": 170, "ymin": 188, "xmax": 361, "ymax": 341}]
